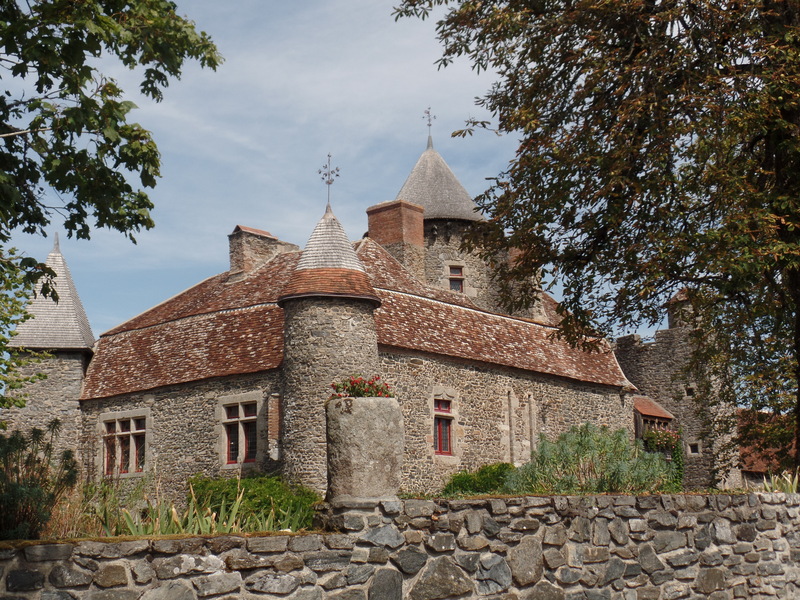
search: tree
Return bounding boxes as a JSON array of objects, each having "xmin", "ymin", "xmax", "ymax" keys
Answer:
[
  {"xmin": 395, "ymin": 0, "xmax": 800, "ymax": 469},
  {"xmin": 0, "ymin": 0, "xmax": 220, "ymax": 408}
]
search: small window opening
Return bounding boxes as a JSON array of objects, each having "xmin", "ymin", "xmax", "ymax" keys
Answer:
[
  {"xmin": 434, "ymin": 398, "xmax": 453, "ymax": 455},
  {"xmin": 449, "ymin": 266, "xmax": 464, "ymax": 293}
]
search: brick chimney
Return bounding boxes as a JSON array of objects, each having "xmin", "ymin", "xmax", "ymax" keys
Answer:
[
  {"xmin": 228, "ymin": 225, "xmax": 299, "ymax": 275},
  {"xmin": 366, "ymin": 199, "xmax": 425, "ymax": 279}
]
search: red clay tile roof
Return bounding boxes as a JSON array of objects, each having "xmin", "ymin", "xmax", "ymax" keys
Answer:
[
  {"xmin": 233, "ymin": 225, "xmax": 276, "ymax": 238},
  {"xmin": 277, "ymin": 268, "xmax": 380, "ymax": 306},
  {"xmin": 633, "ymin": 396, "xmax": 674, "ymax": 420},
  {"xmin": 82, "ymin": 237, "xmax": 633, "ymax": 399}
]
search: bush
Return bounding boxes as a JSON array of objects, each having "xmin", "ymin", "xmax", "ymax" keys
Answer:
[
  {"xmin": 505, "ymin": 423, "xmax": 680, "ymax": 495},
  {"xmin": 0, "ymin": 419, "xmax": 78, "ymax": 540},
  {"xmin": 189, "ymin": 474, "xmax": 320, "ymax": 531},
  {"xmin": 442, "ymin": 463, "xmax": 516, "ymax": 496}
]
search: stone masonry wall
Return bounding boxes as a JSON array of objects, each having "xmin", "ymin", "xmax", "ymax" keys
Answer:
[
  {"xmin": 380, "ymin": 349, "xmax": 633, "ymax": 495},
  {"xmin": 1, "ymin": 493, "xmax": 798, "ymax": 599},
  {"xmin": 281, "ymin": 297, "xmax": 380, "ymax": 495},
  {"xmin": 615, "ymin": 330, "xmax": 720, "ymax": 489},
  {"xmin": 3, "ymin": 351, "xmax": 89, "ymax": 462},
  {"xmin": 79, "ymin": 371, "xmax": 281, "ymax": 503}
]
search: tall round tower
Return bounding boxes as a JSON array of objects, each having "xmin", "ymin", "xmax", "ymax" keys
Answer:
[{"xmin": 277, "ymin": 204, "xmax": 381, "ymax": 493}]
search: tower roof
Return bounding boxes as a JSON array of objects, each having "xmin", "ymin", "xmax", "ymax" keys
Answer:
[
  {"xmin": 278, "ymin": 205, "xmax": 380, "ymax": 306},
  {"xmin": 395, "ymin": 136, "xmax": 484, "ymax": 222},
  {"xmin": 10, "ymin": 235, "xmax": 95, "ymax": 351}
]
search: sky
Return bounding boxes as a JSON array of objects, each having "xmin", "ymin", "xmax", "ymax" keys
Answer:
[{"xmin": 10, "ymin": 1, "xmax": 521, "ymax": 337}]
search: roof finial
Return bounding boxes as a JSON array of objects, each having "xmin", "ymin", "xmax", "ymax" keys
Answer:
[
  {"xmin": 423, "ymin": 107, "xmax": 436, "ymax": 149},
  {"xmin": 318, "ymin": 153, "xmax": 340, "ymax": 209},
  {"xmin": 52, "ymin": 231, "xmax": 60, "ymax": 254}
]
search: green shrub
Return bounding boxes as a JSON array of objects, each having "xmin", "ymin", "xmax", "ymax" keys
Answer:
[
  {"xmin": 0, "ymin": 419, "xmax": 78, "ymax": 540},
  {"xmin": 189, "ymin": 474, "xmax": 320, "ymax": 531},
  {"xmin": 442, "ymin": 462, "xmax": 515, "ymax": 496},
  {"xmin": 505, "ymin": 423, "xmax": 679, "ymax": 495}
]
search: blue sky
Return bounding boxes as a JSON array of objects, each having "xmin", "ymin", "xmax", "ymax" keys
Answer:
[{"xmin": 11, "ymin": 1, "xmax": 519, "ymax": 336}]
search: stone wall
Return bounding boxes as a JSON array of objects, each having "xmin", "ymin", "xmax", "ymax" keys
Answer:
[
  {"xmin": 2, "ymin": 493, "xmax": 798, "ymax": 599},
  {"xmin": 381, "ymin": 349, "xmax": 633, "ymax": 494},
  {"xmin": 3, "ymin": 351, "xmax": 89, "ymax": 462},
  {"xmin": 79, "ymin": 371, "xmax": 281, "ymax": 502},
  {"xmin": 615, "ymin": 329, "xmax": 729, "ymax": 489},
  {"xmin": 281, "ymin": 297, "xmax": 380, "ymax": 494}
]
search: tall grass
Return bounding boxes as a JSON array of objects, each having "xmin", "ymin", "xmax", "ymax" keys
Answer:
[
  {"xmin": 42, "ymin": 473, "xmax": 320, "ymax": 538},
  {"xmin": 504, "ymin": 423, "xmax": 680, "ymax": 495}
]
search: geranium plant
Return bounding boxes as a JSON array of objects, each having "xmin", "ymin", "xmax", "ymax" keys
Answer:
[
  {"xmin": 642, "ymin": 428, "xmax": 681, "ymax": 452},
  {"xmin": 330, "ymin": 375, "xmax": 391, "ymax": 400}
]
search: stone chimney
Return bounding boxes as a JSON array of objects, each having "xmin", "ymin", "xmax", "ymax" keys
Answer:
[
  {"xmin": 228, "ymin": 225, "xmax": 299, "ymax": 274},
  {"xmin": 366, "ymin": 199, "xmax": 425, "ymax": 280}
]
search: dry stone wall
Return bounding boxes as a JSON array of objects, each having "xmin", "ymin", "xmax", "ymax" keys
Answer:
[{"xmin": 1, "ymin": 493, "xmax": 798, "ymax": 600}]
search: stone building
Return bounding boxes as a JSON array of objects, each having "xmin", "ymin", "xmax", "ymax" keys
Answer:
[
  {"xmin": 5, "ymin": 234, "xmax": 94, "ymax": 461},
  {"xmin": 4, "ymin": 136, "xmax": 715, "ymax": 497}
]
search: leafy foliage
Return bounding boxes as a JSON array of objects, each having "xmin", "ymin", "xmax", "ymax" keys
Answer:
[
  {"xmin": 504, "ymin": 423, "xmax": 679, "ymax": 495},
  {"xmin": 0, "ymin": 247, "xmax": 50, "ymax": 413},
  {"xmin": 395, "ymin": 0, "xmax": 800, "ymax": 467},
  {"xmin": 329, "ymin": 375, "xmax": 391, "ymax": 400},
  {"xmin": 0, "ymin": 0, "xmax": 220, "ymax": 408},
  {"xmin": 0, "ymin": 419, "xmax": 78, "ymax": 539},
  {"xmin": 762, "ymin": 469, "xmax": 799, "ymax": 494},
  {"xmin": 441, "ymin": 462, "xmax": 515, "ymax": 496},
  {"xmin": 189, "ymin": 474, "xmax": 320, "ymax": 532}
]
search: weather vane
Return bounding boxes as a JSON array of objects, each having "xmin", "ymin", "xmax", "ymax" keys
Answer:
[
  {"xmin": 318, "ymin": 153, "xmax": 340, "ymax": 206},
  {"xmin": 423, "ymin": 107, "xmax": 436, "ymax": 132}
]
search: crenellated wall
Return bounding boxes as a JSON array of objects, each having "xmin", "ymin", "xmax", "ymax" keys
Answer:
[{"xmin": 2, "ymin": 493, "xmax": 798, "ymax": 599}]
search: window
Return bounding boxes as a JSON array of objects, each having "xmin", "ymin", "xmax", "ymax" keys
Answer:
[
  {"xmin": 434, "ymin": 398, "xmax": 453, "ymax": 455},
  {"xmin": 102, "ymin": 413, "xmax": 148, "ymax": 477},
  {"xmin": 217, "ymin": 391, "xmax": 264, "ymax": 468},
  {"xmin": 685, "ymin": 386, "xmax": 695, "ymax": 397},
  {"xmin": 688, "ymin": 442, "xmax": 701, "ymax": 455},
  {"xmin": 449, "ymin": 266, "xmax": 464, "ymax": 293},
  {"xmin": 223, "ymin": 402, "xmax": 258, "ymax": 464}
]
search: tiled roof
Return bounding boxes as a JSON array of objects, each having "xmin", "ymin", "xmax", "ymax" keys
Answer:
[
  {"xmin": 82, "ymin": 236, "xmax": 633, "ymax": 399},
  {"xmin": 395, "ymin": 136, "xmax": 484, "ymax": 222},
  {"xmin": 11, "ymin": 236, "xmax": 94, "ymax": 351},
  {"xmin": 633, "ymin": 396, "xmax": 674, "ymax": 420},
  {"xmin": 232, "ymin": 225, "xmax": 276, "ymax": 238}
]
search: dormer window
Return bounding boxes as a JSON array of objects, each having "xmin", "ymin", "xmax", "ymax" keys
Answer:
[{"xmin": 449, "ymin": 266, "xmax": 464, "ymax": 292}]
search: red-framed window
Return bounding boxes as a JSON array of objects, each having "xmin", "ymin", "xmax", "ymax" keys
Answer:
[
  {"xmin": 434, "ymin": 399, "xmax": 453, "ymax": 455},
  {"xmin": 449, "ymin": 266, "xmax": 464, "ymax": 292},
  {"xmin": 224, "ymin": 402, "xmax": 258, "ymax": 464},
  {"xmin": 103, "ymin": 416, "xmax": 146, "ymax": 476}
]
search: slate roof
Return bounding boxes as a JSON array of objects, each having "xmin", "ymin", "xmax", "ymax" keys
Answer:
[
  {"xmin": 11, "ymin": 236, "xmax": 94, "ymax": 351},
  {"xmin": 395, "ymin": 136, "xmax": 484, "ymax": 222},
  {"xmin": 82, "ymin": 235, "xmax": 633, "ymax": 400}
]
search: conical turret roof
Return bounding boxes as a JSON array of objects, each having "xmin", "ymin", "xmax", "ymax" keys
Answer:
[
  {"xmin": 10, "ymin": 235, "xmax": 95, "ymax": 351},
  {"xmin": 395, "ymin": 135, "xmax": 484, "ymax": 221},
  {"xmin": 278, "ymin": 204, "xmax": 380, "ymax": 306}
]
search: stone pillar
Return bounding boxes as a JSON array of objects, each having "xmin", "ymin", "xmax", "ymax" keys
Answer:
[
  {"xmin": 281, "ymin": 297, "xmax": 380, "ymax": 494},
  {"xmin": 326, "ymin": 396, "xmax": 404, "ymax": 502}
]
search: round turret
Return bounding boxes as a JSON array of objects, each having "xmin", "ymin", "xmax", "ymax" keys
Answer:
[{"xmin": 278, "ymin": 204, "xmax": 381, "ymax": 493}]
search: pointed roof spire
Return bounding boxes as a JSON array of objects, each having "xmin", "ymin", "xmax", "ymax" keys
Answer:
[
  {"xmin": 396, "ymin": 134, "xmax": 484, "ymax": 222},
  {"xmin": 278, "ymin": 206, "xmax": 380, "ymax": 307},
  {"xmin": 10, "ymin": 237, "xmax": 94, "ymax": 351}
]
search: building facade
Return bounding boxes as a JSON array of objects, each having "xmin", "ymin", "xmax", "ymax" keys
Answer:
[{"xmin": 4, "ymin": 137, "xmax": 722, "ymax": 498}]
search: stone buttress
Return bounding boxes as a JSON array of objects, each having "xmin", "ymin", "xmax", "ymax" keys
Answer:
[{"xmin": 277, "ymin": 204, "xmax": 381, "ymax": 493}]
